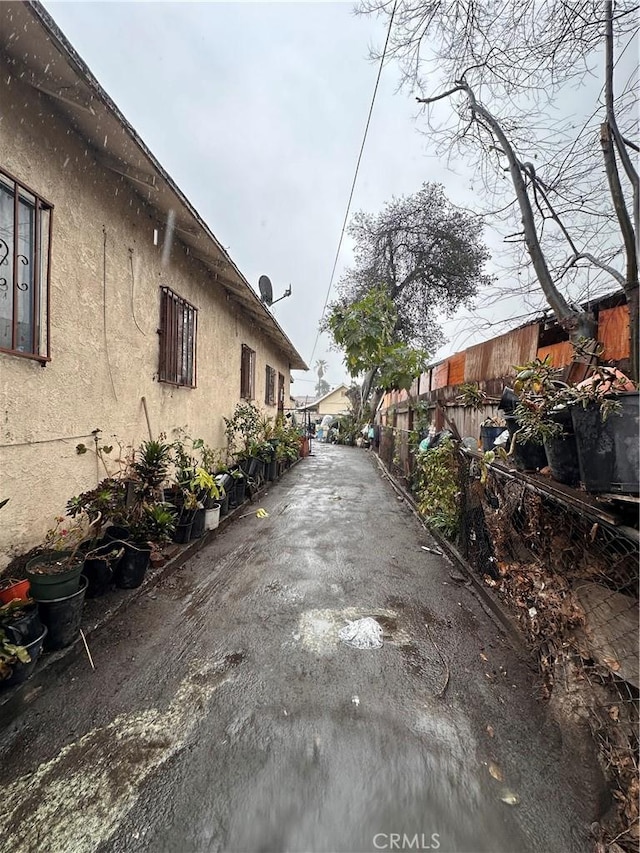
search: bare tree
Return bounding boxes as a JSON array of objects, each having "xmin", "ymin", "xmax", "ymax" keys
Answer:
[{"xmin": 359, "ymin": 0, "xmax": 639, "ymax": 378}]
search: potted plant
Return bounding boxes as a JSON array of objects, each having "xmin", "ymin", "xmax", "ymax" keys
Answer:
[
  {"xmin": 503, "ymin": 356, "xmax": 560, "ymax": 473},
  {"xmin": 190, "ymin": 468, "xmax": 221, "ymax": 534},
  {"xmin": 0, "ymin": 577, "xmax": 31, "ymax": 605},
  {"xmin": 25, "ymin": 544, "xmax": 84, "ymax": 602},
  {"xmin": 224, "ymin": 402, "xmax": 262, "ymax": 475},
  {"xmin": 567, "ymin": 366, "xmax": 638, "ymax": 494},
  {"xmin": 0, "ymin": 626, "xmax": 41, "ymax": 688},
  {"xmin": 83, "ymin": 542, "xmax": 125, "ymax": 597},
  {"xmin": 0, "ymin": 598, "xmax": 43, "ymax": 646},
  {"xmin": 172, "ymin": 490, "xmax": 199, "ymax": 543},
  {"xmin": 113, "ymin": 502, "xmax": 176, "ymax": 588}
]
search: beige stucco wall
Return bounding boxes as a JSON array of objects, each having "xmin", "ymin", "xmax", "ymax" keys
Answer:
[
  {"xmin": 316, "ymin": 387, "xmax": 351, "ymax": 417},
  {"xmin": 0, "ymin": 64, "xmax": 293, "ymax": 568}
]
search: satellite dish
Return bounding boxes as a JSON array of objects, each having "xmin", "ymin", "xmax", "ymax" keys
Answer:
[{"xmin": 259, "ymin": 275, "xmax": 273, "ymax": 306}]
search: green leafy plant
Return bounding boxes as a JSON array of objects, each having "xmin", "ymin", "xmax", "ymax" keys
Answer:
[
  {"xmin": 456, "ymin": 383, "xmax": 488, "ymax": 410},
  {"xmin": 131, "ymin": 437, "xmax": 172, "ymax": 496},
  {"xmin": 224, "ymin": 402, "xmax": 262, "ymax": 460},
  {"xmin": 190, "ymin": 468, "xmax": 221, "ymax": 502},
  {"xmin": 510, "ymin": 356, "xmax": 567, "ymax": 446},
  {"xmin": 66, "ymin": 479, "xmax": 126, "ymax": 527},
  {"xmin": 414, "ymin": 436, "xmax": 460, "ymax": 540},
  {"xmin": 0, "ymin": 628, "xmax": 30, "ymax": 681},
  {"xmin": 129, "ymin": 503, "xmax": 177, "ymax": 545}
]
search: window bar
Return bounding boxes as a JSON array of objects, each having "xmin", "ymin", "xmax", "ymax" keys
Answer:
[
  {"xmin": 175, "ymin": 295, "xmax": 181, "ymax": 385},
  {"xmin": 165, "ymin": 291, "xmax": 171, "ymax": 382},
  {"xmin": 186, "ymin": 306, "xmax": 192, "ymax": 385},
  {"xmin": 169, "ymin": 293, "xmax": 178, "ymax": 385},
  {"xmin": 250, "ymin": 349, "xmax": 255, "ymax": 399},
  {"xmin": 159, "ymin": 290, "xmax": 166, "ymax": 380},
  {"xmin": 33, "ymin": 199, "xmax": 40, "ymax": 356},
  {"xmin": 169, "ymin": 290, "xmax": 174, "ymax": 383},
  {"xmin": 192, "ymin": 307, "xmax": 197, "ymax": 387},
  {"xmin": 182, "ymin": 305, "xmax": 188, "ymax": 386},
  {"xmin": 45, "ymin": 207, "xmax": 52, "ymax": 361},
  {"xmin": 12, "ymin": 181, "xmax": 18, "ymax": 351}
]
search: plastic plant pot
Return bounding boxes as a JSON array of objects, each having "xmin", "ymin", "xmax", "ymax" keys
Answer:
[
  {"xmin": 25, "ymin": 551, "xmax": 83, "ymax": 601},
  {"xmin": 1, "ymin": 626, "xmax": 48, "ymax": 687},
  {"xmin": 36, "ymin": 576, "xmax": 88, "ymax": 651},
  {"xmin": 114, "ymin": 542, "xmax": 151, "ymax": 589},
  {"xmin": 0, "ymin": 578, "xmax": 31, "ymax": 605}
]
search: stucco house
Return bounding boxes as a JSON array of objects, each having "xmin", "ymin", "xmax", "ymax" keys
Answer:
[
  {"xmin": 0, "ymin": 1, "xmax": 306, "ymax": 567},
  {"xmin": 296, "ymin": 384, "xmax": 352, "ymax": 420}
]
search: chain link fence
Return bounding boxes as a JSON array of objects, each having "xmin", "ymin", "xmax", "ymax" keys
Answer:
[{"xmin": 376, "ymin": 425, "xmax": 639, "ymax": 850}]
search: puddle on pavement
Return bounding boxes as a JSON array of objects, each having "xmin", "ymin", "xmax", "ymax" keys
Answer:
[
  {"xmin": 295, "ymin": 607, "xmax": 413, "ymax": 655},
  {"xmin": 0, "ymin": 654, "xmax": 245, "ymax": 852}
]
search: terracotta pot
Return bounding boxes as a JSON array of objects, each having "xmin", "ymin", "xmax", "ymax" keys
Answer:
[{"xmin": 0, "ymin": 578, "xmax": 31, "ymax": 605}]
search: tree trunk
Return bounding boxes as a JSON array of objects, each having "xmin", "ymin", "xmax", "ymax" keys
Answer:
[
  {"xmin": 602, "ymin": 0, "xmax": 639, "ymax": 380},
  {"xmin": 460, "ymin": 84, "xmax": 597, "ymax": 346}
]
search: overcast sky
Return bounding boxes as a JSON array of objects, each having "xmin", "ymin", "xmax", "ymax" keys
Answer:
[{"xmin": 42, "ymin": 1, "xmax": 627, "ymax": 398}]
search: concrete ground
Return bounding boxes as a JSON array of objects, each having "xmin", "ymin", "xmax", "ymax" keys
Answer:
[{"xmin": 0, "ymin": 443, "xmax": 599, "ymax": 853}]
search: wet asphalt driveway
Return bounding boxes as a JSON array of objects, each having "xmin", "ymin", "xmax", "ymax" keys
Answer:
[{"xmin": 0, "ymin": 444, "xmax": 595, "ymax": 853}]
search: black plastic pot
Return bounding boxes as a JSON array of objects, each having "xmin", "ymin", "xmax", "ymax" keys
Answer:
[
  {"xmin": 480, "ymin": 425, "xmax": 505, "ymax": 452},
  {"xmin": 216, "ymin": 472, "xmax": 234, "ymax": 493},
  {"xmin": 543, "ymin": 408, "xmax": 580, "ymax": 486},
  {"xmin": 1, "ymin": 626, "xmax": 48, "ymax": 687},
  {"xmin": 83, "ymin": 543, "xmax": 124, "ymax": 598},
  {"xmin": 114, "ymin": 542, "xmax": 151, "ymax": 589},
  {"xmin": 219, "ymin": 492, "xmax": 230, "ymax": 518},
  {"xmin": 571, "ymin": 392, "xmax": 639, "ymax": 494},
  {"xmin": 173, "ymin": 522, "xmax": 193, "ymax": 544},
  {"xmin": 233, "ymin": 477, "xmax": 247, "ymax": 504},
  {"xmin": 226, "ymin": 480, "xmax": 238, "ymax": 508},
  {"xmin": 248, "ymin": 457, "xmax": 262, "ymax": 479},
  {"xmin": 2, "ymin": 603, "xmax": 43, "ymax": 645},
  {"xmin": 190, "ymin": 508, "xmax": 206, "ymax": 540},
  {"xmin": 505, "ymin": 416, "xmax": 548, "ymax": 472},
  {"xmin": 267, "ymin": 459, "xmax": 277, "ymax": 481},
  {"xmin": 37, "ymin": 576, "xmax": 87, "ymax": 651},
  {"xmin": 498, "ymin": 387, "xmax": 519, "ymax": 415},
  {"xmin": 104, "ymin": 525, "xmax": 130, "ymax": 543}
]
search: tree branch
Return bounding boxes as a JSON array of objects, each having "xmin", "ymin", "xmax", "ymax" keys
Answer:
[
  {"xmin": 563, "ymin": 252, "xmax": 625, "ymax": 285},
  {"xmin": 416, "ymin": 85, "xmax": 466, "ymax": 106},
  {"xmin": 604, "ymin": 0, "xmax": 639, "ymax": 238},
  {"xmin": 455, "ymin": 81, "xmax": 578, "ymax": 328}
]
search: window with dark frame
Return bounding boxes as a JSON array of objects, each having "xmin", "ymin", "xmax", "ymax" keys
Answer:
[
  {"xmin": 277, "ymin": 371, "xmax": 285, "ymax": 413},
  {"xmin": 241, "ymin": 344, "xmax": 255, "ymax": 399},
  {"xmin": 0, "ymin": 168, "xmax": 53, "ymax": 361},
  {"xmin": 265, "ymin": 365, "xmax": 276, "ymax": 406},
  {"xmin": 158, "ymin": 286, "xmax": 197, "ymax": 387}
]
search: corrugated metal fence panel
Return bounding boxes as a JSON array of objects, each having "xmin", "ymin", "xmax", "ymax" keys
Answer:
[
  {"xmin": 599, "ymin": 305, "xmax": 630, "ymax": 360},
  {"xmin": 464, "ymin": 324, "xmax": 539, "ymax": 382},
  {"xmin": 432, "ymin": 361, "xmax": 449, "ymax": 389},
  {"xmin": 448, "ymin": 352, "xmax": 466, "ymax": 386},
  {"xmin": 537, "ymin": 341, "xmax": 574, "ymax": 367}
]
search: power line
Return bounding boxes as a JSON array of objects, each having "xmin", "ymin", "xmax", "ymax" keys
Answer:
[{"xmin": 307, "ymin": 0, "xmax": 398, "ymax": 369}]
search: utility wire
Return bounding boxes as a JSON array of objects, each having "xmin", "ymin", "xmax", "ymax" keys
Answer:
[{"xmin": 306, "ymin": 1, "xmax": 398, "ymax": 370}]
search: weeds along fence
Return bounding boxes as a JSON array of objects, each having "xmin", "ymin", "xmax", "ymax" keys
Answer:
[
  {"xmin": 456, "ymin": 450, "xmax": 639, "ymax": 849},
  {"xmin": 377, "ymin": 425, "xmax": 639, "ymax": 849}
]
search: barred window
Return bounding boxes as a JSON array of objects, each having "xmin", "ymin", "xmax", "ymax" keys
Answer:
[
  {"xmin": 278, "ymin": 371, "xmax": 285, "ymax": 412},
  {"xmin": 0, "ymin": 168, "xmax": 53, "ymax": 361},
  {"xmin": 158, "ymin": 287, "xmax": 197, "ymax": 387},
  {"xmin": 241, "ymin": 344, "xmax": 255, "ymax": 399},
  {"xmin": 265, "ymin": 365, "xmax": 276, "ymax": 405}
]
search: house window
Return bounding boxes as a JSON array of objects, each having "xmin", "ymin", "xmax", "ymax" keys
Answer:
[
  {"xmin": 0, "ymin": 168, "xmax": 53, "ymax": 361},
  {"xmin": 277, "ymin": 371, "xmax": 285, "ymax": 413},
  {"xmin": 265, "ymin": 365, "xmax": 276, "ymax": 406},
  {"xmin": 241, "ymin": 344, "xmax": 255, "ymax": 399},
  {"xmin": 158, "ymin": 286, "xmax": 197, "ymax": 387}
]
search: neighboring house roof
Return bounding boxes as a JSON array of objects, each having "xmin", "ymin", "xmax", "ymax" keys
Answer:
[
  {"xmin": 2, "ymin": 1, "xmax": 307, "ymax": 371},
  {"xmin": 297, "ymin": 384, "xmax": 351, "ymax": 412}
]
